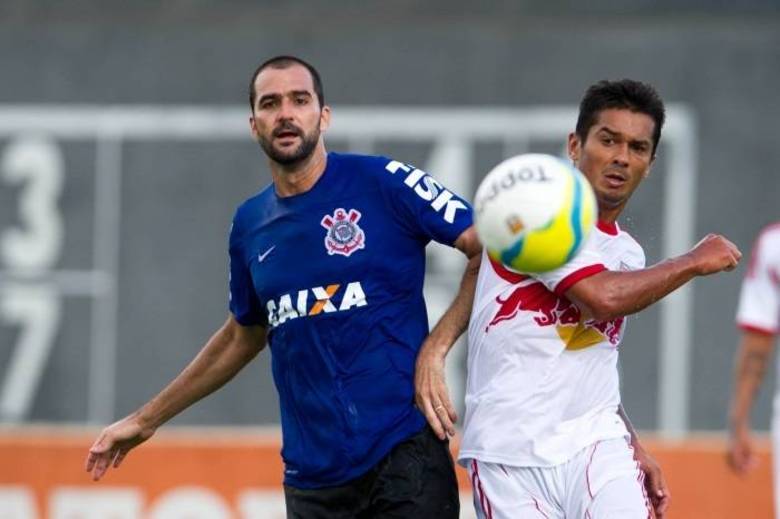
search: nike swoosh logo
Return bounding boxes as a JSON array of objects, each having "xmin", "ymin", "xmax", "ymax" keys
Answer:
[{"xmin": 258, "ymin": 246, "xmax": 276, "ymax": 263}]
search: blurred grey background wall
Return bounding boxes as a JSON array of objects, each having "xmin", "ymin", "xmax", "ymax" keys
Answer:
[{"xmin": 0, "ymin": 1, "xmax": 778, "ymax": 433}]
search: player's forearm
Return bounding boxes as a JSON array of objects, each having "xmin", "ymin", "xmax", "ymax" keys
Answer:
[
  {"xmin": 424, "ymin": 252, "xmax": 481, "ymax": 355},
  {"xmin": 135, "ymin": 320, "xmax": 260, "ymax": 429},
  {"xmin": 730, "ymin": 382, "xmax": 760, "ymax": 433},
  {"xmin": 424, "ymin": 225, "xmax": 482, "ymax": 354},
  {"xmin": 729, "ymin": 335, "xmax": 772, "ymax": 430},
  {"xmin": 572, "ymin": 253, "xmax": 699, "ymax": 321}
]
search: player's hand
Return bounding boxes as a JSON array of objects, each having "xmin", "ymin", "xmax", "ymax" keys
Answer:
[
  {"xmin": 634, "ymin": 446, "xmax": 670, "ymax": 518},
  {"xmin": 687, "ymin": 234, "xmax": 742, "ymax": 275},
  {"xmin": 85, "ymin": 415, "xmax": 155, "ymax": 481},
  {"xmin": 727, "ymin": 425, "xmax": 759, "ymax": 475},
  {"xmin": 414, "ymin": 341, "xmax": 457, "ymax": 440}
]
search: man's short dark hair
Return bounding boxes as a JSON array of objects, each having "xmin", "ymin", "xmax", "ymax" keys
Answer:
[
  {"xmin": 248, "ymin": 55, "xmax": 324, "ymax": 110},
  {"xmin": 575, "ymin": 79, "xmax": 666, "ymax": 155}
]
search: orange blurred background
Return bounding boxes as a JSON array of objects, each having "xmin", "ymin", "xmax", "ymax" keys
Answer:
[{"xmin": 0, "ymin": 428, "xmax": 772, "ymax": 518}]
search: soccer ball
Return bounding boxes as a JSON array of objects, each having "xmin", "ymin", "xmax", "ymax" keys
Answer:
[{"xmin": 474, "ymin": 153, "xmax": 596, "ymax": 273}]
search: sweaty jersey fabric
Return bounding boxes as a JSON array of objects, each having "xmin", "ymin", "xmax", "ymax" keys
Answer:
[
  {"xmin": 459, "ymin": 221, "xmax": 645, "ymax": 468},
  {"xmin": 228, "ymin": 152, "xmax": 472, "ymax": 488}
]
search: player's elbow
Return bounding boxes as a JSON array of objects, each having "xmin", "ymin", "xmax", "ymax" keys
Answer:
[
  {"xmin": 580, "ymin": 288, "xmax": 625, "ymax": 322},
  {"xmin": 568, "ymin": 273, "xmax": 630, "ymax": 321},
  {"xmin": 588, "ymin": 305, "xmax": 620, "ymax": 322}
]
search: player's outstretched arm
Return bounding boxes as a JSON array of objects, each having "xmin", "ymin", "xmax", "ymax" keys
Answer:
[
  {"xmin": 85, "ymin": 315, "xmax": 266, "ymax": 481},
  {"xmin": 566, "ymin": 234, "xmax": 741, "ymax": 321},
  {"xmin": 618, "ymin": 404, "xmax": 670, "ymax": 518},
  {"xmin": 727, "ymin": 329, "xmax": 774, "ymax": 475},
  {"xmin": 415, "ymin": 226, "xmax": 481, "ymax": 440}
]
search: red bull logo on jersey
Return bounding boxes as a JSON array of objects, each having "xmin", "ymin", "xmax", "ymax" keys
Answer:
[
  {"xmin": 321, "ymin": 208, "xmax": 365, "ymax": 257},
  {"xmin": 486, "ymin": 281, "xmax": 623, "ymax": 349},
  {"xmin": 266, "ymin": 281, "xmax": 367, "ymax": 328}
]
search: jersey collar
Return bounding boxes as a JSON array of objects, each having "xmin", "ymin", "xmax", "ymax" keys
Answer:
[{"xmin": 596, "ymin": 220, "xmax": 619, "ymax": 235}]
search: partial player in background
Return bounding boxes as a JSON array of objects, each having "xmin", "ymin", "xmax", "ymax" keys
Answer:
[
  {"xmin": 727, "ymin": 222, "xmax": 780, "ymax": 516},
  {"xmin": 417, "ymin": 79, "xmax": 741, "ymax": 519},
  {"xmin": 86, "ymin": 55, "xmax": 482, "ymax": 518}
]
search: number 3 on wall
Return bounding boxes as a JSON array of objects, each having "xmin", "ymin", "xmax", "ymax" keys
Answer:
[
  {"xmin": 1, "ymin": 136, "xmax": 64, "ymax": 271},
  {"xmin": 0, "ymin": 136, "xmax": 64, "ymax": 422}
]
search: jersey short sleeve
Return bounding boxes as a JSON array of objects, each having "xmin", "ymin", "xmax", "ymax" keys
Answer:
[
  {"xmin": 228, "ymin": 218, "xmax": 266, "ymax": 326},
  {"xmin": 736, "ymin": 228, "xmax": 780, "ymax": 335},
  {"xmin": 379, "ymin": 158, "xmax": 473, "ymax": 246},
  {"xmin": 534, "ymin": 231, "xmax": 607, "ymax": 295}
]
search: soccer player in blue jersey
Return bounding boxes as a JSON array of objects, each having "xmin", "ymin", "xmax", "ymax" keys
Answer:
[{"xmin": 86, "ymin": 55, "xmax": 481, "ymax": 517}]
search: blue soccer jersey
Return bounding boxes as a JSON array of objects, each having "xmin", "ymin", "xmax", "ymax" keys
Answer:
[{"xmin": 228, "ymin": 152, "xmax": 473, "ymax": 488}]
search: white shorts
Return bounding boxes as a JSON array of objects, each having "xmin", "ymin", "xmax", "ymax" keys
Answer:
[{"xmin": 466, "ymin": 437, "xmax": 651, "ymax": 518}]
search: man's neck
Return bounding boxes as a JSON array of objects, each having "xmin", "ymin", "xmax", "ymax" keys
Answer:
[
  {"xmin": 597, "ymin": 201, "xmax": 626, "ymax": 225},
  {"xmin": 270, "ymin": 143, "xmax": 328, "ymax": 197}
]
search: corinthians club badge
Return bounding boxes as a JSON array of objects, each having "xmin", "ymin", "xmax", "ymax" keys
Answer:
[{"xmin": 321, "ymin": 208, "xmax": 366, "ymax": 257}]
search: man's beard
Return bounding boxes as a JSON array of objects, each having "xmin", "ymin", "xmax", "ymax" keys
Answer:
[{"xmin": 259, "ymin": 122, "xmax": 321, "ymax": 166}]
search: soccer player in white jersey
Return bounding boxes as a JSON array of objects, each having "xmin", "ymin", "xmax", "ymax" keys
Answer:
[
  {"xmin": 416, "ymin": 79, "xmax": 742, "ymax": 518},
  {"xmin": 727, "ymin": 222, "xmax": 780, "ymax": 517}
]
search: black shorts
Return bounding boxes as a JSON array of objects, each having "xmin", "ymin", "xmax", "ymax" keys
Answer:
[{"xmin": 284, "ymin": 426, "xmax": 460, "ymax": 518}]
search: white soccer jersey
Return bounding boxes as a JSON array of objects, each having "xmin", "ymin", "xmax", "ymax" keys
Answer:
[
  {"xmin": 459, "ymin": 221, "xmax": 646, "ymax": 468},
  {"xmin": 736, "ymin": 223, "xmax": 780, "ymax": 337}
]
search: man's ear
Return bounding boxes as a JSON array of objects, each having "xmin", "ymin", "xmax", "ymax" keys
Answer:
[
  {"xmin": 567, "ymin": 132, "xmax": 581, "ymax": 163},
  {"xmin": 319, "ymin": 105, "xmax": 331, "ymax": 133}
]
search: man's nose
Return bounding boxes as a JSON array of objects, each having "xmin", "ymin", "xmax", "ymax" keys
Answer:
[
  {"xmin": 276, "ymin": 98, "xmax": 295, "ymax": 121},
  {"xmin": 612, "ymin": 143, "xmax": 629, "ymax": 166}
]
